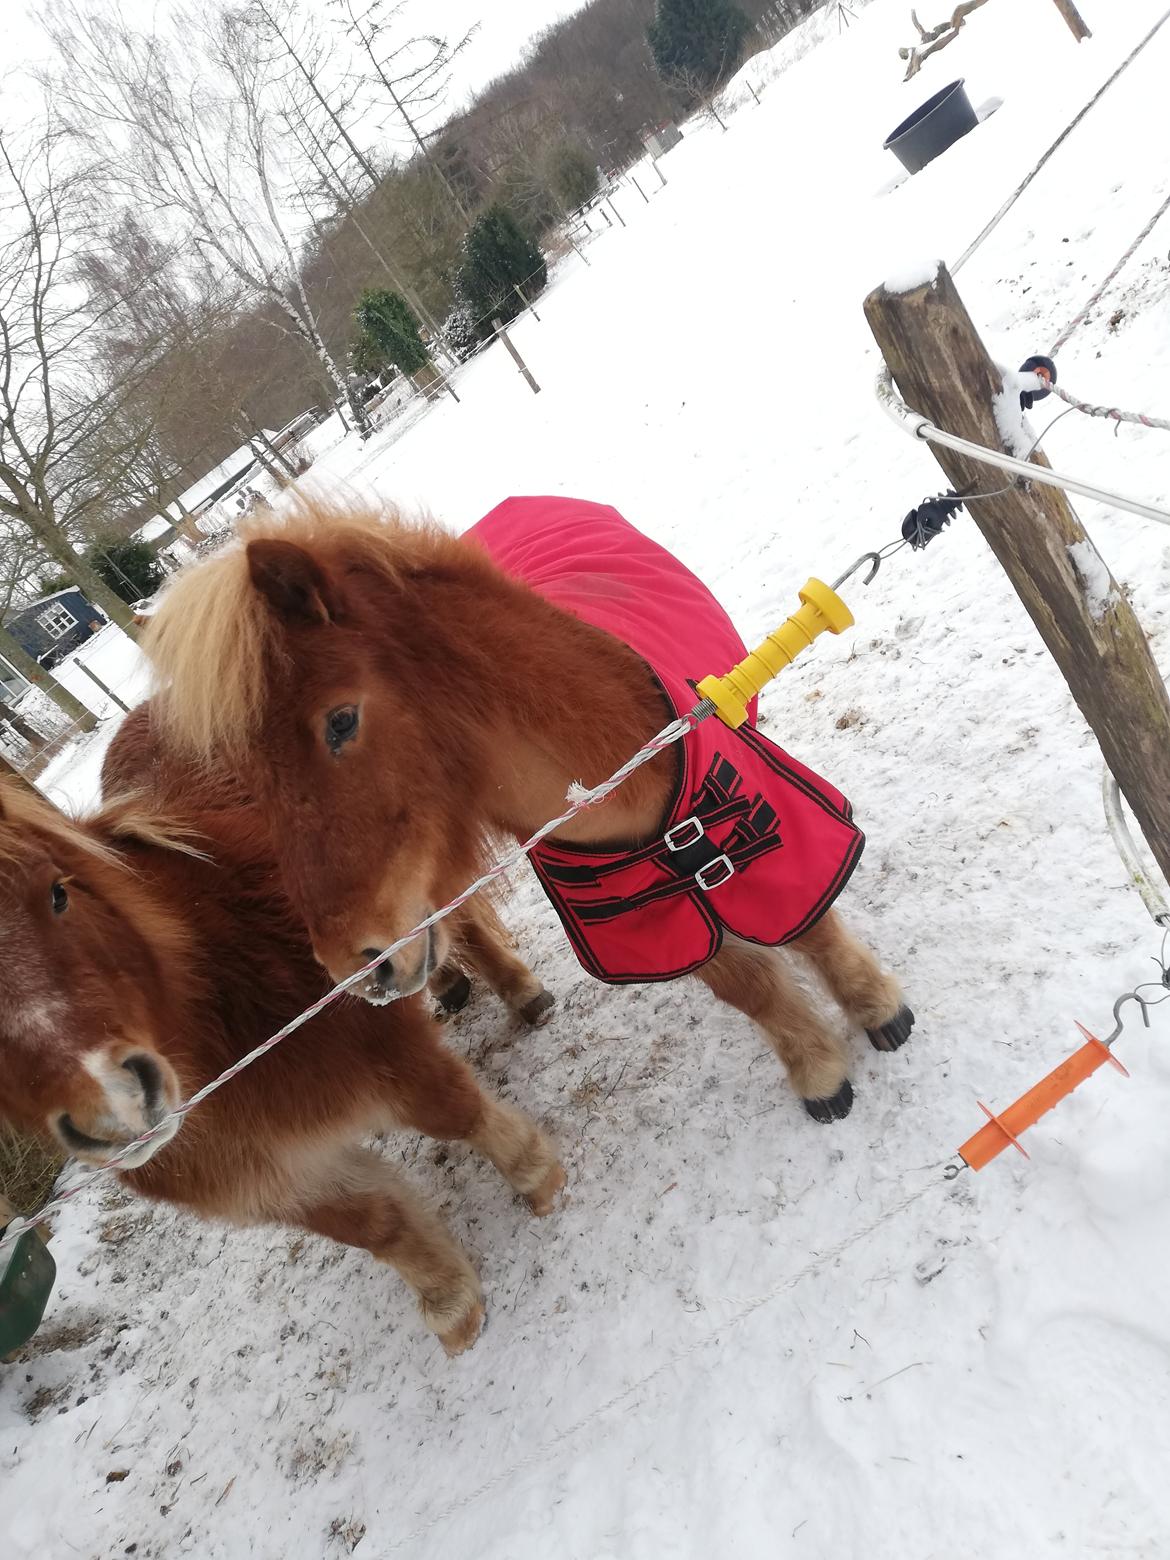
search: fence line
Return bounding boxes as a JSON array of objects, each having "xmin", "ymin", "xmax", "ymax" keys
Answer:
[{"xmin": 952, "ymin": 7, "xmax": 1170, "ymax": 273}]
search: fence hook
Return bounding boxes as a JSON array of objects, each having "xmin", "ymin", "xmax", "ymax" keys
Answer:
[
  {"xmin": 1101, "ymin": 988, "xmax": 1153, "ymax": 1047},
  {"xmin": 831, "ymin": 551, "xmax": 882, "ymax": 591}
]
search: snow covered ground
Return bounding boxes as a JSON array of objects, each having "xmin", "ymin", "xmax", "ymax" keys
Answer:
[{"xmin": 6, "ymin": 2, "xmax": 1170, "ymax": 1555}]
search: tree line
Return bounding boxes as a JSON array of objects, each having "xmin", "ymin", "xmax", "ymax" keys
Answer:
[{"xmin": 0, "ymin": 0, "xmax": 822, "ymax": 727}]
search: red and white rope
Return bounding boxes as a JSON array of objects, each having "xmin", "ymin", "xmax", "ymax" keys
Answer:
[
  {"xmin": 1052, "ymin": 188, "xmax": 1170, "ymax": 354},
  {"xmin": 1050, "ymin": 383, "xmax": 1170, "ymax": 434},
  {"xmin": 0, "ymin": 708, "xmax": 704, "ymax": 1256}
]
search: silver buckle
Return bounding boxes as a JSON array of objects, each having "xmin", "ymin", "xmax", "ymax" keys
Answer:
[
  {"xmin": 695, "ymin": 855, "xmax": 734, "ymax": 891},
  {"xmin": 664, "ymin": 816, "xmax": 704, "ymax": 852}
]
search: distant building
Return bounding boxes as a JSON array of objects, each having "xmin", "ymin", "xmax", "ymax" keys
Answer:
[
  {"xmin": 0, "ymin": 653, "xmax": 31, "ymax": 703},
  {"xmin": 5, "ymin": 588, "xmax": 107, "ymax": 669},
  {"xmin": 642, "ymin": 123, "xmax": 683, "ymax": 159}
]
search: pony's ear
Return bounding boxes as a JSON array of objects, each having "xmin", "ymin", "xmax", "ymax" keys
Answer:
[{"xmin": 246, "ymin": 539, "xmax": 336, "ymax": 627}]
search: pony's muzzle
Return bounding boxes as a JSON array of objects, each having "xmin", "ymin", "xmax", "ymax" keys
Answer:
[
  {"xmin": 55, "ymin": 1048, "xmax": 181, "ymax": 1167},
  {"xmin": 353, "ymin": 924, "xmax": 441, "ymax": 1005}
]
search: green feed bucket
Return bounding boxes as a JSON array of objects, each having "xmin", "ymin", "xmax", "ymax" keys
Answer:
[{"xmin": 0, "ymin": 1225, "xmax": 56, "ymax": 1357}]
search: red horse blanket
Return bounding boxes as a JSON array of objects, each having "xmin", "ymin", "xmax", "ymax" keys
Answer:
[{"xmin": 465, "ymin": 497, "xmax": 863, "ymax": 983}]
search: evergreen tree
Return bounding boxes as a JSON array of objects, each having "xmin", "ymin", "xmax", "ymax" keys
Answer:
[
  {"xmin": 92, "ymin": 537, "xmax": 164, "ymax": 603},
  {"xmin": 351, "ymin": 289, "xmax": 433, "ymax": 378},
  {"xmin": 648, "ymin": 0, "xmax": 751, "ymax": 92},
  {"xmin": 456, "ymin": 205, "xmax": 547, "ymax": 336}
]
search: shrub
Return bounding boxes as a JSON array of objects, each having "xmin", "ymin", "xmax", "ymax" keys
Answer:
[
  {"xmin": 91, "ymin": 537, "xmax": 165, "ymax": 604},
  {"xmin": 351, "ymin": 289, "xmax": 432, "ymax": 379},
  {"xmin": 546, "ymin": 141, "xmax": 600, "ymax": 211},
  {"xmin": 456, "ymin": 205, "xmax": 548, "ymax": 337}
]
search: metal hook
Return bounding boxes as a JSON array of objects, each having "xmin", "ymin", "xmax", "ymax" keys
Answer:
[
  {"xmin": 831, "ymin": 552, "xmax": 882, "ymax": 591},
  {"xmin": 1101, "ymin": 989, "xmax": 1153, "ymax": 1047}
]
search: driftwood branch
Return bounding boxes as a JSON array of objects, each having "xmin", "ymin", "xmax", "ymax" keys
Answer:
[{"xmin": 899, "ymin": 0, "xmax": 990, "ymax": 80}]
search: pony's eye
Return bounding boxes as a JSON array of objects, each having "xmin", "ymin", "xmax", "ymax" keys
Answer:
[
  {"xmin": 50, "ymin": 882, "xmax": 69, "ymax": 915},
  {"xmin": 325, "ymin": 705, "xmax": 360, "ymax": 753}
]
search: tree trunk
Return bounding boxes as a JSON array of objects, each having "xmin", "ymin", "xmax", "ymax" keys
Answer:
[
  {"xmin": 864, "ymin": 265, "xmax": 1170, "ymax": 890},
  {"xmin": 23, "ymin": 511, "xmax": 139, "ymax": 636},
  {"xmin": 0, "ymin": 696, "xmax": 45, "ymax": 749},
  {"xmin": 0, "ymin": 628, "xmax": 97, "ymax": 732}
]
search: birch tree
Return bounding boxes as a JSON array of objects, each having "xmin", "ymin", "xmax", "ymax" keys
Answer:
[{"xmin": 44, "ymin": 1, "xmax": 373, "ymax": 436}]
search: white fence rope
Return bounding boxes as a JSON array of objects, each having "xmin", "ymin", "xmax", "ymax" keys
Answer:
[
  {"xmin": 0, "ymin": 709, "xmax": 702, "ymax": 1257},
  {"xmin": 1052, "ymin": 188, "xmax": 1170, "ymax": 355},
  {"xmin": 952, "ymin": 7, "xmax": 1170, "ymax": 274}
]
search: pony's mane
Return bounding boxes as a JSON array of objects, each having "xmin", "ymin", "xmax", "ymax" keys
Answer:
[
  {"xmin": 0, "ymin": 781, "xmax": 209, "ymax": 867},
  {"xmin": 0, "ymin": 782, "xmax": 122, "ymax": 868},
  {"xmin": 143, "ymin": 495, "xmax": 458, "ymax": 760}
]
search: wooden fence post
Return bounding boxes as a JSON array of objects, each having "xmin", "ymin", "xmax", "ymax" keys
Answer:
[
  {"xmin": 491, "ymin": 320, "xmax": 541, "ymax": 396},
  {"xmin": 864, "ymin": 265, "xmax": 1170, "ymax": 888},
  {"xmin": 1052, "ymin": 0, "xmax": 1091, "ymax": 42}
]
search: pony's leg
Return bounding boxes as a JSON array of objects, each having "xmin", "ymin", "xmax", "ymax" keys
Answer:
[
  {"xmin": 383, "ymin": 1012, "xmax": 566, "ymax": 1215},
  {"xmin": 291, "ymin": 1145, "xmax": 485, "ymax": 1356},
  {"xmin": 791, "ymin": 909, "xmax": 914, "ymax": 1052},
  {"xmin": 446, "ymin": 897, "xmax": 556, "ymax": 1024},
  {"xmin": 696, "ymin": 939, "xmax": 853, "ymax": 1122}
]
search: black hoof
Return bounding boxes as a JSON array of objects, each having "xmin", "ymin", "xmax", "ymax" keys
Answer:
[
  {"xmin": 867, "ymin": 1004, "xmax": 915, "ymax": 1053},
  {"xmin": 436, "ymin": 971, "xmax": 473, "ymax": 1014},
  {"xmin": 804, "ymin": 1078, "xmax": 853, "ymax": 1123},
  {"xmin": 519, "ymin": 988, "xmax": 556, "ymax": 1025}
]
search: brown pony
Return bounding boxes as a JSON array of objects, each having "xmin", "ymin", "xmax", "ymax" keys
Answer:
[
  {"xmin": 103, "ymin": 704, "xmax": 556, "ymax": 1023},
  {"xmin": 0, "ymin": 777, "xmax": 565, "ymax": 1356},
  {"xmin": 144, "ymin": 498, "xmax": 911, "ymax": 1123}
]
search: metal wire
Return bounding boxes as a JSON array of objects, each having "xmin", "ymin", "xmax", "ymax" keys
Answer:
[
  {"xmin": 875, "ymin": 370, "xmax": 1170, "ymax": 527},
  {"xmin": 0, "ymin": 703, "xmax": 708, "ymax": 1257}
]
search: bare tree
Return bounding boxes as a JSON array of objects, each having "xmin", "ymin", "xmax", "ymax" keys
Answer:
[
  {"xmin": 245, "ymin": 0, "xmax": 460, "ymax": 363},
  {"xmin": 44, "ymin": 1, "xmax": 373, "ymax": 437},
  {"xmin": 336, "ymin": 0, "xmax": 478, "ymax": 221},
  {"xmin": 238, "ymin": 0, "xmax": 381, "ymax": 186},
  {"xmin": 0, "ymin": 119, "xmax": 145, "ymax": 635}
]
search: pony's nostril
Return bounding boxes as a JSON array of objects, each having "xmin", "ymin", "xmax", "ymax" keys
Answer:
[
  {"xmin": 57, "ymin": 1113, "xmax": 115, "ymax": 1156},
  {"xmin": 122, "ymin": 1053, "xmax": 163, "ymax": 1115},
  {"xmin": 361, "ymin": 948, "xmax": 384, "ymax": 965}
]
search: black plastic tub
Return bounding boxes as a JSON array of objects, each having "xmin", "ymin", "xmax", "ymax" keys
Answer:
[{"xmin": 884, "ymin": 79, "xmax": 979, "ymax": 175}]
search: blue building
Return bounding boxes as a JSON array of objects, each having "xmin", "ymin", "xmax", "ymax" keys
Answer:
[{"xmin": 5, "ymin": 588, "xmax": 107, "ymax": 669}]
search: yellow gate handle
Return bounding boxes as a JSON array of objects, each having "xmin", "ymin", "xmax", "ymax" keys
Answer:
[{"xmin": 697, "ymin": 578, "xmax": 854, "ymax": 730}]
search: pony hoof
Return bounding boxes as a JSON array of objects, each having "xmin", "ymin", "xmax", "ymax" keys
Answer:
[
  {"xmin": 519, "ymin": 988, "xmax": 556, "ymax": 1026},
  {"xmin": 525, "ymin": 1161, "xmax": 567, "ymax": 1217},
  {"xmin": 438, "ymin": 1301, "xmax": 486, "ymax": 1357},
  {"xmin": 867, "ymin": 1005, "xmax": 915, "ymax": 1053},
  {"xmin": 436, "ymin": 972, "xmax": 473, "ymax": 1014},
  {"xmin": 804, "ymin": 1079, "xmax": 854, "ymax": 1124}
]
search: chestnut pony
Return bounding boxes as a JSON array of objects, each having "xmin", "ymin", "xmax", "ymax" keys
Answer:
[
  {"xmin": 144, "ymin": 498, "xmax": 912, "ymax": 1122},
  {"xmin": 103, "ymin": 704, "xmax": 556, "ymax": 1025},
  {"xmin": 0, "ymin": 763, "xmax": 565, "ymax": 1356}
]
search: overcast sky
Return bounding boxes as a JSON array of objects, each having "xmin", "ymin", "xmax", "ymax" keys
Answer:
[{"xmin": 3, "ymin": 0, "xmax": 594, "ymax": 126}]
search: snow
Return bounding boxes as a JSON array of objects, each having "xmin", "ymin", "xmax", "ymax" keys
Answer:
[
  {"xmin": 49, "ymin": 624, "xmax": 152, "ymax": 722},
  {"xmin": 134, "ymin": 516, "xmax": 174, "ymax": 544},
  {"xmin": 992, "ymin": 368, "xmax": 1037, "ymax": 458},
  {"xmin": 9, "ymin": 2, "xmax": 1170, "ymax": 1556},
  {"xmin": 883, "ymin": 257, "xmax": 941, "ymax": 293},
  {"xmin": 1068, "ymin": 538, "xmax": 1118, "ymax": 622}
]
